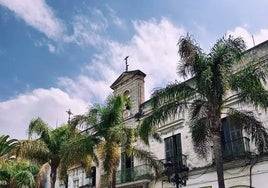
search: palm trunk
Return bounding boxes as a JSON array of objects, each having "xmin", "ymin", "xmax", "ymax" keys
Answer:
[
  {"xmin": 50, "ymin": 166, "xmax": 57, "ymax": 188},
  {"xmin": 111, "ymin": 171, "xmax": 116, "ymax": 188},
  {"xmin": 109, "ymin": 170, "xmax": 116, "ymax": 188},
  {"xmin": 213, "ymin": 133, "xmax": 225, "ymax": 188}
]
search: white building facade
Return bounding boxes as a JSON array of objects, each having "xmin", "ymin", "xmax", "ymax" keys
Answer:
[{"xmin": 68, "ymin": 40, "xmax": 268, "ymax": 188}]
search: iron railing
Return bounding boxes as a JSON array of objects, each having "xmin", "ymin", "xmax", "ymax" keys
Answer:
[
  {"xmin": 101, "ymin": 155, "xmax": 189, "ymax": 186},
  {"xmin": 159, "ymin": 154, "xmax": 188, "ymax": 169},
  {"xmin": 116, "ymin": 164, "xmax": 154, "ymax": 184}
]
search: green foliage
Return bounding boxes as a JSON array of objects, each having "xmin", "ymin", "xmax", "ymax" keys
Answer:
[
  {"xmin": 139, "ymin": 34, "xmax": 268, "ymax": 188},
  {"xmin": 0, "ymin": 159, "xmax": 39, "ymax": 188},
  {"xmin": 16, "ymin": 118, "xmax": 86, "ymax": 188},
  {"xmin": 70, "ymin": 94, "xmax": 160, "ymax": 187},
  {"xmin": 0, "ymin": 135, "xmax": 18, "ymax": 158}
]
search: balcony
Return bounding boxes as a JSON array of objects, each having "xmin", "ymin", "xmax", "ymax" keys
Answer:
[
  {"xmin": 116, "ymin": 164, "xmax": 154, "ymax": 184},
  {"xmin": 101, "ymin": 156, "xmax": 189, "ymax": 187},
  {"xmin": 159, "ymin": 154, "xmax": 189, "ymax": 187},
  {"xmin": 159, "ymin": 154, "xmax": 188, "ymax": 169},
  {"xmin": 222, "ymin": 137, "xmax": 250, "ymax": 160}
]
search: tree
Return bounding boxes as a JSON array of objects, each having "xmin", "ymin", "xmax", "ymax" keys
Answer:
[
  {"xmin": 139, "ymin": 34, "xmax": 268, "ymax": 188},
  {"xmin": 0, "ymin": 135, "xmax": 17, "ymax": 159},
  {"xmin": 15, "ymin": 118, "xmax": 90, "ymax": 188},
  {"xmin": 0, "ymin": 135, "xmax": 38, "ymax": 188},
  {"xmin": 0, "ymin": 159, "xmax": 39, "ymax": 188},
  {"xmin": 69, "ymin": 95, "xmax": 160, "ymax": 188}
]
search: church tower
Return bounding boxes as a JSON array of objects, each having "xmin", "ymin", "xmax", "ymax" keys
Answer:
[{"xmin": 110, "ymin": 69, "xmax": 146, "ymax": 120}]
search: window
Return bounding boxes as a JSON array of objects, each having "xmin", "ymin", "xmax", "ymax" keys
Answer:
[
  {"xmin": 164, "ymin": 134, "xmax": 182, "ymax": 163},
  {"xmin": 88, "ymin": 166, "xmax": 96, "ymax": 186},
  {"xmin": 123, "ymin": 90, "xmax": 131, "ymax": 118},
  {"xmin": 73, "ymin": 180, "xmax": 79, "ymax": 188},
  {"xmin": 221, "ymin": 118, "xmax": 246, "ymax": 159},
  {"xmin": 121, "ymin": 152, "xmax": 134, "ymax": 183},
  {"xmin": 73, "ymin": 168, "xmax": 78, "ymax": 177}
]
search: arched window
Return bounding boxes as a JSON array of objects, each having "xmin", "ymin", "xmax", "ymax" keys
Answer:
[
  {"xmin": 123, "ymin": 90, "xmax": 131, "ymax": 118},
  {"xmin": 123, "ymin": 90, "xmax": 130, "ymax": 98}
]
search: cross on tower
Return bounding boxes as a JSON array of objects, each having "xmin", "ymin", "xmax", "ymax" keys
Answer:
[
  {"xmin": 66, "ymin": 109, "xmax": 73, "ymax": 125},
  {"xmin": 124, "ymin": 56, "xmax": 129, "ymax": 72}
]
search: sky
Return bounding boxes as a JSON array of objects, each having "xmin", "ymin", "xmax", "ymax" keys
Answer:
[{"xmin": 1, "ymin": 0, "xmax": 268, "ymax": 139}]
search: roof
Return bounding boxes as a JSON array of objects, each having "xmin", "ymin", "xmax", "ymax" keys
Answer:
[{"xmin": 110, "ymin": 70, "xmax": 146, "ymax": 90}]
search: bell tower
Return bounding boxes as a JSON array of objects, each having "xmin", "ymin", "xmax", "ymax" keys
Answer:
[{"xmin": 110, "ymin": 69, "xmax": 146, "ymax": 119}]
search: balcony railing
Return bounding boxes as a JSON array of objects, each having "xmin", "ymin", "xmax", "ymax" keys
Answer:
[
  {"xmin": 222, "ymin": 137, "xmax": 250, "ymax": 159},
  {"xmin": 159, "ymin": 154, "xmax": 188, "ymax": 169},
  {"xmin": 116, "ymin": 164, "xmax": 154, "ymax": 184}
]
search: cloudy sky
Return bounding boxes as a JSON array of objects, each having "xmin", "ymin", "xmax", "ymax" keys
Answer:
[{"xmin": 0, "ymin": 0, "xmax": 268, "ymax": 139}]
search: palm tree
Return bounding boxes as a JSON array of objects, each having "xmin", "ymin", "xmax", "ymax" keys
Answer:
[
  {"xmin": 0, "ymin": 159, "xmax": 39, "ymax": 188},
  {"xmin": 0, "ymin": 135, "xmax": 37, "ymax": 188},
  {"xmin": 0, "ymin": 135, "xmax": 17, "ymax": 159},
  {"xmin": 139, "ymin": 34, "xmax": 268, "ymax": 188},
  {"xmin": 69, "ymin": 94, "xmax": 160, "ymax": 188},
  {"xmin": 16, "ymin": 118, "xmax": 89, "ymax": 188}
]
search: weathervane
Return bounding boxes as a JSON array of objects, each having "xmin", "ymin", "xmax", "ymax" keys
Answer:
[
  {"xmin": 124, "ymin": 56, "xmax": 129, "ymax": 72},
  {"xmin": 66, "ymin": 109, "xmax": 73, "ymax": 125}
]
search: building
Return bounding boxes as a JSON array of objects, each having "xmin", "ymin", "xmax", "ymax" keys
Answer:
[{"xmin": 68, "ymin": 40, "xmax": 268, "ymax": 188}]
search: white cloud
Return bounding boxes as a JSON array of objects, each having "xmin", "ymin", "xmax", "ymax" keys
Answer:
[
  {"xmin": 63, "ymin": 6, "xmax": 124, "ymax": 47},
  {"xmin": 59, "ymin": 18, "xmax": 185, "ymax": 102},
  {"xmin": 47, "ymin": 43, "xmax": 56, "ymax": 53},
  {"xmin": 105, "ymin": 4, "xmax": 124, "ymax": 27},
  {"xmin": 63, "ymin": 14, "xmax": 104, "ymax": 47},
  {"xmin": 0, "ymin": 18, "xmax": 185, "ymax": 140},
  {"xmin": 227, "ymin": 27, "xmax": 268, "ymax": 48},
  {"xmin": 58, "ymin": 75, "xmax": 113, "ymax": 104},
  {"xmin": 0, "ymin": 0, "xmax": 64, "ymax": 40},
  {"xmin": 0, "ymin": 88, "xmax": 88, "ymax": 139},
  {"xmin": 34, "ymin": 39, "xmax": 57, "ymax": 54},
  {"xmin": 107, "ymin": 18, "xmax": 185, "ymax": 99}
]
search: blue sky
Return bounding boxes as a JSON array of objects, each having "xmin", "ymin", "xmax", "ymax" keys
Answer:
[{"xmin": 1, "ymin": 0, "xmax": 268, "ymax": 139}]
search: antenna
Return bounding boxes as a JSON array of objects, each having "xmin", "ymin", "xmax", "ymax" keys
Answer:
[
  {"xmin": 56, "ymin": 112, "xmax": 58, "ymax": 128},
  {"xmin": 251, "ymin": 34, "xmax": 256, "ymax": 47},
  {"xmin": 124, "ymin": 56, "xmax": 129, "ymax": 72}
]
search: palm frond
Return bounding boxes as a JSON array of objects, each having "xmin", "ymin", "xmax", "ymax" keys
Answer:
[
  {"xmin": 227, "ymin": 109, "xmax": 268, "ymax": 153},
  {"xmin": 151, "ymin": 81, "xmax": 195, "ymax": 109},
  {"xmin": 189, "ymin": 98, "xmax": 209, "ymax": 122},
  {"xmin": 131, "ymin": 148, "xmax": 162, "ymax": 178},
  {"xmin": 100, "ymin": 95, "xmax": 124, "ymax": 130},
  {"xmin": 0, "ymin": 168, "xmax": 10, "ymax": 185},
  {"xmin": 209, "ymin": 35, "xmax": 245, "ymax": 67},
  {"xmin": 139, "ymin": 100, "xmax": 187, "ymax": 145},
  {"xmin": 13, "ymin": 170, "xmax": 35, "ymax": 188},
  {"xmin": 28, "ymin": 117, "xmax": 51, "ymax": 142},
  {"xmin": 177, "ymin": 33, "xmax": 204, "ymax": 78},
  {"xmin": 0, "ymin": 135, "xmax": 18, "ymax": 158},
  {"xmin": 139, "ymin": 82, "xmax": 195, "ymax": 145},
  {"xmin": 59, "ymin": 134, "xmax": 96, "ymax": 180},
  {"xmin": 70, "ymin": 106, "xmax": 99, "ymax": 130},
  {"xmin": 191, "ymin": 117, "xmax": 212, "ymax": 158},
  {"xmin": 97, "ymin": 141, "xmax": 120, "ymax": 182},
  {"xmin": 151, "ymin": 132, "xmax": 162, "ymax": 143},
  {"xmin": 16, "ymin": 140, "xmax": 49, "ymax": 163},
  {"xmin": 231, "ymin": 62, "xmax": 268, "ymax": 110}
]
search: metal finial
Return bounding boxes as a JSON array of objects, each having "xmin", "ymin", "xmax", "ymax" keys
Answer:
[
  {"xmin": 66, "ymin": 109, "xmax": 73, "ymax": 124},
  {"xmin": 124, "ymin": 56, "xmax": 129, "ymax": 72}
]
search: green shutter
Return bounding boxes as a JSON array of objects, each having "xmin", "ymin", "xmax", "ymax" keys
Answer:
[
  {"xmin": 121, "ymin": 153, "xmax": 126, "ymax": 182},
  {"xmin": 175, "ymin": 134, "xmax": 182, "ymax": 164},
  {"xmin": 164, "ymin": 134, "xmax": 182, "ymax": 163}
]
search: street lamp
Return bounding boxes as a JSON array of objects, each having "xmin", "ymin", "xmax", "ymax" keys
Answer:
[
  {"xmin": 163, "ymin": 135, "xmax": 189, "ymax": 188},
  {"xmin": 163, "ymin": 158, "xmax": 189, "ymax": 188}
]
